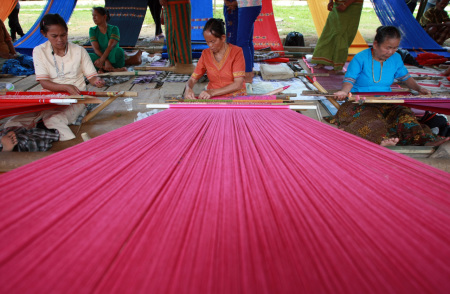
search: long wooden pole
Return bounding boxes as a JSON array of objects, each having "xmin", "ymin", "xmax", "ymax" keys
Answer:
[{"xmin": 82, "ymin": 91, "xmax": 126, "ymax": 123}]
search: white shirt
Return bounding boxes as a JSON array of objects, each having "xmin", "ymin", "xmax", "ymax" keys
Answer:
[{"xmin": 33, "ymin": 41, "xmax": 97, "ymax": 91}]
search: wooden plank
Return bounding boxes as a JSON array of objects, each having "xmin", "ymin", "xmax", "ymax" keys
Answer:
[
  {"xmin": 386, "ymin": 146, "xmax": 435, "ymax": 154},
  {"xmin": 28, "ymin": 83, "xmax": 43, "ymax": 91},
  {"xmin": 283, "ymin": 46, "xmax": 315, "ymax": 53},
  {"xmin": 1, "ymin": 76, "xmax": 26, "ymax": 86},
  {"xmin": 131, "ymin": 82, "xmax": 161, "ymax": 103},
  {"xmin": 297, "ymin": 60, "xmax": 311, "ymax": 74},
  {"xmin": 12, "ymin": 75, "xmax": 39, "ymax": 91},
  {"xmin": 0, "ymin": 152, "xmax": 56, "ymax": 172}
]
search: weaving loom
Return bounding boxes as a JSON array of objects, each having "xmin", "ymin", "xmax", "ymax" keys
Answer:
[
  {"xmin": 105, "ymin": 0, "xmax": 147, "ymax": 47},
  {"xmin": 161, "ymin": 0, "xmax": 212, "ymax": 59},
  {"xmin": 253, "ymin": 0, "xmax": 284, "ymax": 51},
  {"xmin": 13, "ymin": 0, "xmax": 77, "ymax": 56},
  {"xmin": 0, "ymin": 91, "xmax": 133, "ymax": 119},
  {"xmin": 0, "ymin": 103, "xmax": 449, "ymax": 293},
  {"xmin": 350, "ymin": 92, "xmax": 450, "ymax": 115},
  {"xmin": 191, "ymin": 0, "xmax": 213, "ymax": 42},
  {"xmin": 370, "ymin": 0, "xmax": 450, "ymax": 57}
]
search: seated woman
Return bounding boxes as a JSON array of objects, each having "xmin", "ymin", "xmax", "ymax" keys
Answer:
[
  {"xmin": 89, "ymin": 7, "xmax": 127, "ymax": 72},
  {"xmin": 332, "ymin": 26, "xmax": 449, "ymax": 146},
  {"xmin": 185, "ymin": 18, "xmax": 246, "ymax": 99},
  {"xmin": 420, "ymin": 0, "xmax": 450, "ymax": 45},
  {"xmin": 4, "ymin": 13, "xmax": 105, "ymax": 142},
  {"xmin": 0, "ymin": 19, "xmax": 19, "ymax": 69}
]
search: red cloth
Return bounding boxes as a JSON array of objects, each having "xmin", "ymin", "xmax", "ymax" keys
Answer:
[
  {"xmin": 415, "ymin": 52, "xmax": 448, "ymax": 65},
  {"xmin": 253, "ymin": 0, "xmax": 283, "ymax": 51}
]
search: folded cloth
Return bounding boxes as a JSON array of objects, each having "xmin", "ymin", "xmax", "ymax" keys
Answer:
[
  {"xmin": 260, "ymin": 63, "xmax": 295, "ymax": 80},
  {"xmin": 254, "ymin": 51, "xmax": 281, "ymax": 62}
]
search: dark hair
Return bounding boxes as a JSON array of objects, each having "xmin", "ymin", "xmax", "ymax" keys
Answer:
[
  {"xmin": 203, "ymin": 18, "xmax": 225, "ymax": 38},
  {"xmin": 40, "ymin": 13, "xmax": 68, "ymax": 34},
  {"xmin": 93, "ymin": 7, "xmax": 111, "ymax": 22},
  {"xmin": 374, "ymin": 26, "xmax": 401, "ymax": 44}
]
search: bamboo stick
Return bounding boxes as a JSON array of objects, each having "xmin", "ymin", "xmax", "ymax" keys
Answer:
[
  {"xmin": 98, "ymin": 71, "xmax": 156, "ymax": 77},
  {"xmin": 145, "ymin": 103, "xmax": 318, "ymax": 110},
  {"xmin": 135, "ymin": 63, "xmax": 197, "ymax": 75},
  {"xmin": 305, "ymin": 76, "xmax": 341, "ymax": 109},
  {"xmin": 254, "ymin": 71, "xmax": 329, "ymax": 77},
  {"xmin": 162, "ymin": 99, "xmax": 291, "ymax": 103},
  {"xmin": 82, "ymin": 91, "xmax": 125, "ymax": 123}
]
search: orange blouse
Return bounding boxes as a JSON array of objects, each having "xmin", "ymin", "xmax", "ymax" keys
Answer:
[{"xmin": 191, "ymin": 43, "xmax": 246, "ymax": 97}]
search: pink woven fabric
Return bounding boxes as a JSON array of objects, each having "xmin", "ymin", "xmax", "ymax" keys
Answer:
[{"xmin": 0, "ymin": 108, "xmax": 449, "ymax": 293}]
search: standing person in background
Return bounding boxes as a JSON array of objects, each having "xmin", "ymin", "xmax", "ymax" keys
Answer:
[
  {"xmin": 8, "ymin": 1, "xmax": 24, "ymax": 42},
  {"xmin": 311, "ymin": 0, "xmax": 364, "ymax": 73},
  {"xmin": 425, "ymin": 0, "xmax": 437, "ymax": 12},
  {"xmin": 236, "ymin": 0, "xmax": 262, "ymax": 84},
  {"xmin": 224, "ymin": 0, "xmax": 238, "ymax": 44},
  {"xmin": 159, "ymin": 0, "xmax": 192, "ymax": 66},
  {"xmin": 148, "ymin": 0, "xmax": 164, "ymax": 41}
]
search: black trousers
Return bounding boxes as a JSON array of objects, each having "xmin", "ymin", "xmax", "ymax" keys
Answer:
[
  {"xmin": 148, "ymin": 0, "xmax": 163, "ymax": 36},
  {"xmin": 8, "ymin": 6, "xmax": 24, "ymax": 40},
  {"xmin": 405, "ymin": 0, "xmax": 417, "ymax": 14}
]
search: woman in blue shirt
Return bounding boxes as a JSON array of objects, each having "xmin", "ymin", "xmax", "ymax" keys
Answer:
[{"xmin": 331, "ymin": 26, "xmax": 449, "ymax": 146}]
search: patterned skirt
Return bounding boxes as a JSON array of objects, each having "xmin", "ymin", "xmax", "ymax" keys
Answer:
[{"xmin": 326, "ymin": 101, "xmax": 437, "ymax": 145}]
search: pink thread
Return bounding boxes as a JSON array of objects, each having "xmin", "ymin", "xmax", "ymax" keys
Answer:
[
  {"xmin": 211, "ymin": 95, "xmax": 277, "ymax": 100},
  {"xmin": 171, "ymin": 104, "xmax": 289, "ymax": 109},
  {"xmin": 0, "ymin": 108, "xmax": 449, "ymax": 293}
]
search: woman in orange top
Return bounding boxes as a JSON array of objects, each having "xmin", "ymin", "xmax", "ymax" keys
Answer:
[{"xmin": 184, "ymin": 18, "xmax": 246, "ymax": 99}]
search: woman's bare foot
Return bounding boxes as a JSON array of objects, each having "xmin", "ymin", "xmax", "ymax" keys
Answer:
[
  {"xmin": 314, "ymin": 64, "xmax": 325, "ymax": 69},
  {"xmin": 1, "ymin": 131, "xmax": 17, "ymax": 151},
  {"xmin": 125, "ymin": 50, "xmax": 142, "ymax": 66},
  {"xmin": 104, "ymin": 60, "xmax": 115, "ymax": 72},
  {"xmin": 425, "ymin": 137, "xmax": 450, "ymax": 147},
  {"xmin": 380, "ymin": 137, "xmax": 399, "ymax": 146}
]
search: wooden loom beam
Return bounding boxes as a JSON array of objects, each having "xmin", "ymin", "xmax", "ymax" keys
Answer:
[{"xmin": 82, "ymin": 91, "xmax": 126, "ymax": 123}]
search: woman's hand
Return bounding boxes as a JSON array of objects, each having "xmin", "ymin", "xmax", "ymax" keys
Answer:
[
  {"xmin": 418, "ymin": 87, "xmax": 431, "ymax": 95},
  {"xmin": 64, "ymin": 84, "xmax": 81, "ymax": 95},
  {"xmin": 225, "ymin": 1, "xmax": 237, "ymax": 11},
  {"xmin": 333, "ymin": 90, "xmax": 349, "ymax": 101},
  {"xmin": 93, "ymin": 77, "xmax": 106, "ymax": 88},
  {"xmin": 337, "ymin": 3, "xmax": 347, "ymax": 12},
  {"xmin": 184, "ymin": 87, "xmax": 196, "ymax": 99},
  {"xmin": 198, "ymin": 90, "xmax": 212, "ymax": 100},
  {"xmin": 94, "ymin": 57, "xmax": 106, "ymax": 69},
  {"xmin": 327, "ymin": 1, "xmax": 334, "ymax": 11}
]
